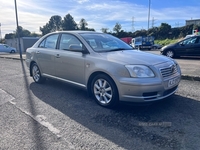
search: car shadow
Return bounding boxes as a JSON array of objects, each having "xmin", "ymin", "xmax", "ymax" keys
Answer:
[{"xmin": 29, "ymin": 79, "xmax": 200, "ymax": 149}]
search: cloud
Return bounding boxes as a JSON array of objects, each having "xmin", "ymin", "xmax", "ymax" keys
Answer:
[
  {"xmin": 0, "ymin": 0, "xmax": 199, "ymax": 38},
  {"xmin": 77, "ymin": 0, "xmax": 90, "ymax": 4}
]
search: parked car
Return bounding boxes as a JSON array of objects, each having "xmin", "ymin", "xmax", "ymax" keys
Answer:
[
  {"xmin": 0, "ymin": 44, "xmax": 16, "ymax": 53},
  {"xmin": 26, "ymin": 31, "xmax": 181, "ymax": 108},
  {"xmin": 160, "ymin": 35, "xmax": 200, "ymax": 58},
  {"xmin": 152, "ymin": 44, "xmax": 162, "ymax": 49}
]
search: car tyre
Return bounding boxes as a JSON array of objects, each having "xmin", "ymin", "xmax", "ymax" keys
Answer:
[
  {"xmin": 165, "ymin": 50, "xmax": 175, "ymax": 58},
  {"xmin": 91, "ymin": 74, "xmax": 118, "ymax": 108},
  {"xmin": 11, "ymin": 50, "xmax": 15, "ymax": 53},
  {"xmin": 31, "ymin": 63, "xmax": 45, "ymax": 83},
  {"xmin": 152, "ymin": 46, "xmax": 156, "ymax": 49}
]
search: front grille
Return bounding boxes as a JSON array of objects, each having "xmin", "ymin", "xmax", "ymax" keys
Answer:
[{"xmin": 160, "ymin": 64, "xmax": 178, "ymax": 78}]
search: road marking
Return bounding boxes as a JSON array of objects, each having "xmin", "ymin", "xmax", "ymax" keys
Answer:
[
  {"xmin": 35, "ymin": 115, "xmax": 61, "ymax": 136},
  {"xmin": 0, "ymin": 89, "xmax": 15, "ymax": 105},
  {"xmin": 0, "ymin": 89, "xmax": 61, "ymax": 138},
  {"xmin": 11, "ymin": 105, "xmax": 62, "ymax": 138}
]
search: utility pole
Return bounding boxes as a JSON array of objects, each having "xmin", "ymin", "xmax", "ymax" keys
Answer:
[
  {"xmin": 152, "ymin": 17, "xmax": 156, "ymax": 28},
  {"xmin": 14, "ymin": 0, "xmax": 22, "ymax": 60},
  {"xmin": 148, "ymin": 0, "xmax": 151, "ymax": 31},
  {"xmin": 0, "ymin": 23, "xmax": 2, "ymax": 43}
]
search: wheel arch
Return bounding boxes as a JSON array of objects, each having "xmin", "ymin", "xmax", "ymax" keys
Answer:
[
  {"xmin": 87, "ymin": 71, "xmax": 119, "ymax": 97},
  {"xmin": 30, "ymin": 61, "xmax": 37, "ymax": 76},
  {"xmin": 10, "ymin": 50, "xmax": 15, "ymax": 53}
]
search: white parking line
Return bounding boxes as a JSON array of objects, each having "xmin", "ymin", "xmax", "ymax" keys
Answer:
[
  {"xmin": 0, "ymin": 88, "xmax": 62, "ymax": 138},
  {"xmin": 0, "ymin": 88, "xmax": 15, "ymax": 105}
]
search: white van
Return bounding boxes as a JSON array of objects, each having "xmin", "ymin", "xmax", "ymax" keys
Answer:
[{"xmin": 0, "ymin": 44, "xmax": 16, "ymax": 53}]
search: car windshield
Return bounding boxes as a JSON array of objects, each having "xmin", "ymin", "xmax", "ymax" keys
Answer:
[
  {"xmin": 80, "ymin": 33, "xmax": 133, "ymax": 52},
  {"xmin": 180, "ymin": 37, "xmax": 198, "ymax": 45}
]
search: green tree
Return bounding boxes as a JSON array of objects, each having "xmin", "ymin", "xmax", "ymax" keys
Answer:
[
  {"xmin": 101, "ymin": 28, "xmax": 109, "ymax": 33},
  {"xmin": 157, "ymin": 23, "xmax": 171, "ymax": 39},
  {"xmin": 113, "ymin": 22, "xmax": 122, "ymax": 34},
  {"xmin": 40, "ymin": 15, "xmax": 62, "ymax": 35},
  {"xmin": 40, "ymin": 23, "xmax": 51, "ymax": 35},
  {"xmin": 16, "ymin": 26, "xmax": 31, "ymax": 37},
  {"xmin": 5, "ymin": 33, "xmax": 15, "ymax": 39},
  {"xmin": 49, "ymin": 15, "xmax": 62, "ymax": 31},
  {"xmin": 147, "ymin": 27, "xmax": 158, "ymax": 37},
  {"xmin": 86, "ymin": 28, "xmax": 95, "ymax": 31},
  {"xmin": 5, "ymin": 26, "xmax": 39, "ymax": 39},
  {"xmin": 79, "ymin": 18, "xmax": 88, "ymax": 30},
  {"xmin": 62, "ymin": 14, "xmax": 78, "ymax": 30},
  {"xmin": 193, "ymin": 24, "xmax": 199, "ymax": 31},
  {"xmin": 30, "ymin": 32, "xmax": 41, "ymax": 37}
]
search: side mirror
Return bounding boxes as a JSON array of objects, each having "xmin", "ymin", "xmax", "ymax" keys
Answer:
[
  {"xmin": 180, "ymin": 43, "xmax": 184, "ymax": 46},
  {"xmin": 69, "ymin": 44, "xmax": 89, "ymax": 54},
  {"xmin": 69, "ymin": 44, "xmax": 83, "ymax": 51}
]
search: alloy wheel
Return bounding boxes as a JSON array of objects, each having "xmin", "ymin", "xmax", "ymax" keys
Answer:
[
  {"xmin": 93, "ymin": 78, "xmax": 113, "ymax": 105},
  {"xmin": 32, "ymin": 64, "xmax": 41, "ymax": 82},
  {"xmin": 166, "ymin": 50, "xmax": 174, "ymax": 58}
]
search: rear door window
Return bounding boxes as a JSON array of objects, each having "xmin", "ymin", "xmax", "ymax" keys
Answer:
[{"xmin": 39, "ymin": 34, "xmax": 59, "ymax": 49}]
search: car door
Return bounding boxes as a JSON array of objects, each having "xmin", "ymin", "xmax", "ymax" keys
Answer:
[
  {"xmin": 0, "ymin": 44, "xmax": 9, "ymax": 52},
  {"xmin": 174, "ymin": 37, "xmax": 198, "ymax": 56},
  {"xmin": 0, "ymin": 45, "xmax": 3, "ymax": 52},
  {"xmin": 190, "ymin": 36, "xmax": 200, "ymax": 56},
  {"xmin": 35, "ymin": 34, "xmax": 59, "ymax": 76},
  {"xmin": 54, "ymin": 33, "xmax": 86, "ymax": 86}
]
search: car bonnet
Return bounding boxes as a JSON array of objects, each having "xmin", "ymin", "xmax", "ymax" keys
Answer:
[{"xmin": 98, "ymin": 50, "xmax": 171, "ymax": 66}]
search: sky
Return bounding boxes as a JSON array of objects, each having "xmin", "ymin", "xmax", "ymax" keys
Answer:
[{"xmin": 0, "ymin": 0, "xmax": 200, "ymax": 38}]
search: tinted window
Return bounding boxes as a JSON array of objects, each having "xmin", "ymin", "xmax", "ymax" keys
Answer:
[
  {"xmin": 196, "ymin": 37, "xmax": 200, "ymax": 43},
  {"xmin": 181, "ymin": 37, "xmax": 198, "ymax": 45},
  {"xmin": 39, "ymin": 34, "xmax": 59, "ymax": 49},
  {"xmin": 59, "ymin": 34, "xmax": 82, "ymax": 50},
  {"xmin": 4, "ymin": 45, "xmax": 9, "ymax": 48}
]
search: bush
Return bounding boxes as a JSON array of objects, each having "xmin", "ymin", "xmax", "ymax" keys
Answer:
[{"xmin": 155, "ymin": 38, "xmax": 180, "ymax": 46}]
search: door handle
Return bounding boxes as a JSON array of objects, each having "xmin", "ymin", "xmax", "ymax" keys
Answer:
[
  {"xmin": 36, "ymin": 51, "xmax": 40, "ymax": 54},
  {"xmin": 56, "ymin": 54, "xmax": 60, "ymax": 58}
]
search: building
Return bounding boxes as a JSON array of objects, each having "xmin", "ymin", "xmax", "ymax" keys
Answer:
[
  {"xmin": 5, "ymin": 37, "xmax": 40, "ymax": 53},
  {"xmin": 186, "ymin": 19, "xmax": 200, "ymax": 26}
]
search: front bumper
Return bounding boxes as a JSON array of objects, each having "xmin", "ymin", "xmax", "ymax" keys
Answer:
[{"xmin": 117, "ymin": 75, "xmax": 181, "ymax": 103}]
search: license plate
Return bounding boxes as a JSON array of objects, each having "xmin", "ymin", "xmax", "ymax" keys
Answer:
[{"xmin": 168, "ymin": 77, "xmax": 179, "ymax": 88}]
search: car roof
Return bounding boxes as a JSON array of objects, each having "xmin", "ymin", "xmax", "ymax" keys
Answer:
[
  {"xmin": 187, "ymin": 35, "xmax": 200, "ymax": 38},
  {"xmin": 178, "ymin": 35, "xmax": 200, "ymax": 43},
  {"xmin": 51, "ymin": 30, "xmax": 97, "ymax": 34},
  {"xmin": 42, "ymin": 31, "xmax": 101, "ymax": 38}
]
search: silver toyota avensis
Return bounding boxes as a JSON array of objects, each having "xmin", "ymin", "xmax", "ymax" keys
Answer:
[{"xmin": 26, "ymin": 31, "xmax": 181, "ymax": 108}]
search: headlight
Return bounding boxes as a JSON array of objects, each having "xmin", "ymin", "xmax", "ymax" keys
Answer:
[
  {"xmin": 125, "ymin": 65, "xmax": 155, "ymax": 78},
  {"xmin": 161, "ymin": 45, "xmax": 167, "ymax": 50},
  {"xmin": 173, "ymin": 60, "xmax": 181, "ymax": 74}
]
